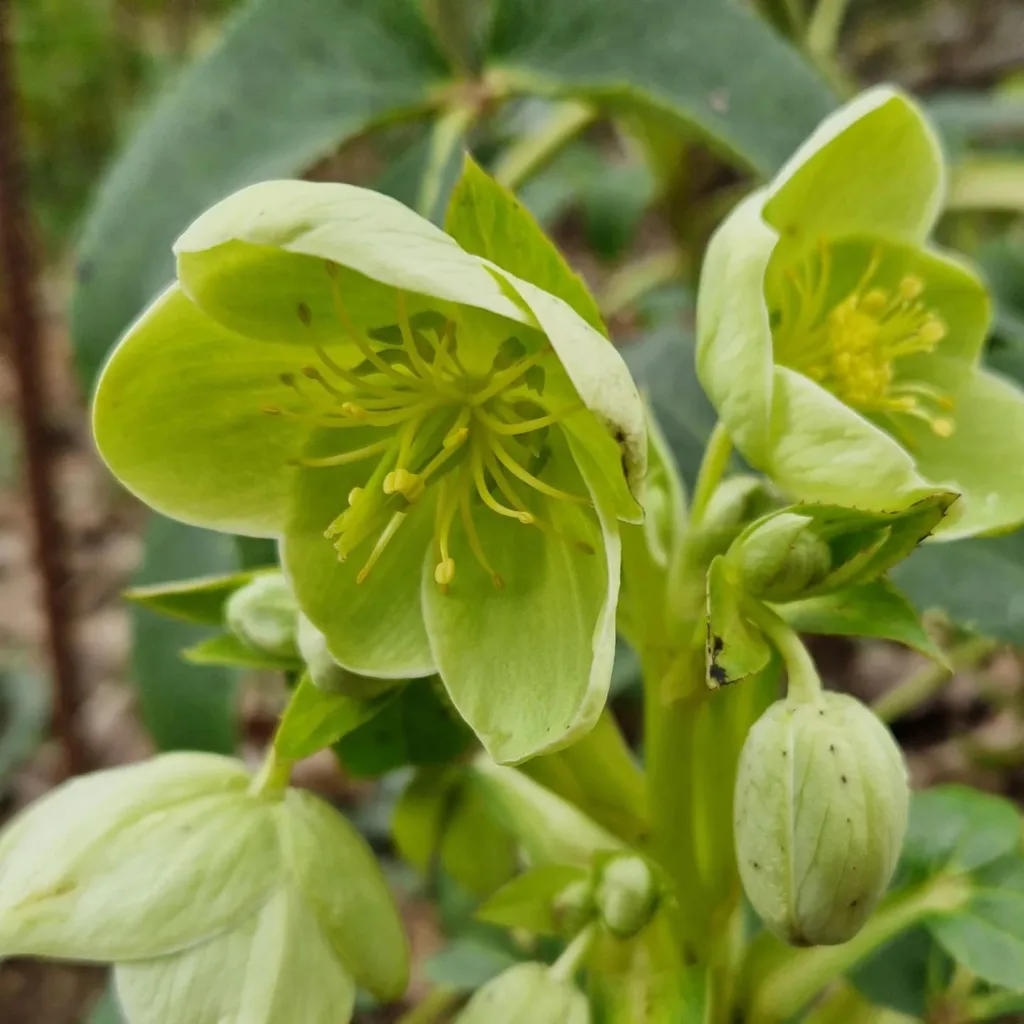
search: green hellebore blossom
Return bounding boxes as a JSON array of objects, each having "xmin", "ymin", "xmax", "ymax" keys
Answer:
[
  {"xmin": 456, "ymin": 963, "xmax": 590, "ymax": 1024},
  {"xmin": 0, "ymin": 753, "xmax": 408, "ymax": 1023},
  {"xmin": 697, "ymin": 85, "xmax": 1024, "ymax": 538},
  {"xmin": 93, "ymin": 180, "xmax": 645, "ymax": 765}
]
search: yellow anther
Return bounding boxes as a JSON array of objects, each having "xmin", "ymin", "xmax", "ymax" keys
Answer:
[
  {"xmin": 342, "ymin": 402, "xmax": 368, "ymax": 420},
  {"xmin": 434, "ymin": 558, "xmax": 455, "ymax": 586},
  {"xmin": 931, "ymin": 418, "xmax": 955, "ymax": 438},
  {"xmin": 348, "ymin": 487, "xmax": 364, "ymax": 506},
  {"xmin": 917, "ymin": 318, "xmax": 947, "ymax": 346},
  {"xmin": 898, "ymin": 276, "xmax": 925, "ymax": 301},
  {"xmin": 384, "ymin": 468, "xmax": 424, "ymax": 502},
  {"xmin": 860, "ymin": 289, "xmax": 889, "ymax": 314}
]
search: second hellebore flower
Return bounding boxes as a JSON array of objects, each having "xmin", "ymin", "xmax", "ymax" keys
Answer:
[
  {"xmin": 94, "ymin": 179, "xmax": 645, "ymax": 764},
  {"xmin": 697, "ymin": 86, "xmax": 1024, "ymax": 538}
]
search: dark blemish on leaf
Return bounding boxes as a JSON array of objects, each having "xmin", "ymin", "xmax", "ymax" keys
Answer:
[
  {"xmin": 297, "ymin": 302, "xmax": 312, "ymax": 326},
  {"xmin": 76, "ymin": 261, "xmax": 93, "ymax": 285},
  {"xmin": 781, "ymin": 749, "xmax": 787, "ymax": 757},
  {"xmin": 712, "ymin": 635, "xmax": 724, "ymax": 656},
  {"xmin": 819, "ymin": 709, "xmax": 825, "ymax": 716},
  {"xmin": 829, "ymin": 744, "xmax": 835, "ymax": 752},
  {"xmin": 752, "ymin": 861, "xmax": 760, "ymax": 870},
  {"xmin": 849, "ymin": 898, "xmax": 859, "ymax": 908},
  {"xmin": 614, "ymin": 428, "xmax": 626, "ymax": 444},
  {"xmin": 683, "ymin": 948, "xmax": 697, "ymax": 966},
  {"xmin": 709, "ymin": 662, "xmax": 728, "ymax": 686},
  {"xmin": 841, "ymin": 775, "xmax": 848, "ymax": 783}
]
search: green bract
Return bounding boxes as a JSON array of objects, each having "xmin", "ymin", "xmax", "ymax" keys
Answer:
[
  {"xmin": 93, "ymin": 179, "xmax": 646, "ymax": 765},
  {"xmin": 697, "ymin": 86, "xmax": 1024, "ymax": 538},
  {"xmin": 0, "ymin": 754, "xmax": 408, "ymax": 1023}
]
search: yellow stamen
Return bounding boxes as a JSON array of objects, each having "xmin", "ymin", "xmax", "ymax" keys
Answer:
[
  {"xmin": 460, "ymin": 485, "xmax": 503, "ymax": 588},
  {"xmin": 470, "ymin": 346, "xmax": 550, "ymax": 405},
  {"xmin": 471, "ymin": 445, "xmax": 534, "ymax": 524},
  {"xmin": 292, "ymin": 438, "xmax": 391, "ymax": 467},
  {"xmin": 356, "ymin": 511, "xmax": 407, "ymax": 583},
  {"xmin": 489, "ymin": 436, "xmax": 589, "ymax": 504}
]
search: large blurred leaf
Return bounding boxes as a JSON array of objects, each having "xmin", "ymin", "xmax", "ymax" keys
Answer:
[
  {"xmin": 848, "ymin": 926, "xmax": 952, "ymax": 1018},
  {"xmin": 132, "ymin": 516, "xmax": 241, "ymax": 752},
  {"xmin": 893, "ymin": 533, "xmax": 1024, "ymax": 646},
  {"xmin": 929, "ymin": 93, "xmax": 1024, "ymax": 157},
  {"xmin": 88, "ymin": 982, "xmax": 124, "ymax": 1024},
  {"xmin": 488, "ymin": 0, "xmax": 835, "ymax": 175},
  {"xmin": 622, "ymin": 325, "xmax": 716, "ymax": 487},
  {"xmin": 71, "ymin": 0, "xmax": 446, "ymax": 387}
]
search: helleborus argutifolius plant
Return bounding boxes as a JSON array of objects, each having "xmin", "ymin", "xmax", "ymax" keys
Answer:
[
  {"xmin": 94, "ymin": 175, "xmax": 645, "ymax": 765},
  {"xmin": 697, "ymin": 85, "xmax": 1024, "ymax": 538},
  {"xmin": 0, "ymin": 753, "xmax": 408, "ymax": 1023}
]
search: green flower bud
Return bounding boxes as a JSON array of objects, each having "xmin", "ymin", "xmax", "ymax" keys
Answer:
[
  {"xmin": 552, "ymin": 878, "xmax": 595, "ymax": 936},
  {"xmin": 731, "ymin": 512, "xmax": 832, "ymax": 602},
  {"xmin": 456, "ymin": 963, "xmax": 590, "ymax": 1024},
  {"xmin": 734, "ymin": 693, "xmax": 908, "ymax": 946},
  {"xmin": 691, "ymin": 475, "xmax": 777, "ymax": 562},
  {"xmin": 224, "ymin": 572, "xmax": 298, "ymax": 657},
  {"xmin": 296, "ymin": 613, "xmax": 395, "ymax": 698},
  {"xmin": 594, "ymin": 854, "xmax": 659, "ymax": 939}
]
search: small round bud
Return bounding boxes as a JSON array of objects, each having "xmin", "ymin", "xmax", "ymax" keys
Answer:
[
  {"xmin": 552, "ymin": 878, "xmax": 595, "ymax": 936},
  {"xmin": 731, "ymin": 513, "xmax": 832, "ymax": 602},
  {"xmin": 296, "ymin": 614, "xmax": 395, "ymax": 698},
  {"xmin": 734, "ymin": 692, "xmax": 908, "ymax": 946},
  {"xmin": 595, "ymin": 855, "xmax": 659, "ymax": 939},
  {"xmin": 224, "ymin": 573, "xmax": 298, "ymax": 657},
  {"xmin": 691, "ymin": 475, "xmax": 778, "ymax": 562}
]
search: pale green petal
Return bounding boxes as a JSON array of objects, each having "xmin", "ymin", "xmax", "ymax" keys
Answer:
[
  {"xmin": 115, "ymin": 887, "xmax": 356, "ymax": 1024},
  {"xmin": 174, "ymin": 180, "xmax": 530, "ymax": 345},
  {"xmin": 765, "ymin": 86, "xmax": 944, "ymax": 243},
  {"xmin": 768, "ymin": 367, "xmax": 936, "ymax": 510},
  {"xmin": 456, "ymin": 963, "xmax": 589, "ymax": 1024},
  {"xmin": 93, "ymin": 285, "xmax": 305, "ymax": 536},
  {"xmin": 275, "ymin": 789, "xmax": 409, "ymax": 1000},
  {"xmin": 423, "ymin": 442, "xmax": 617, "ymax": 765},
  {"xmin": 0, "ymin": 755, "xmax": 278, "ymax": 961},
  {"xmin": 487, "ymin": 266, "xmax": 646, "ymax": 515},
  {"xmin": 279, "ymin": 429, "xmax": 435, "ymax": 678},
  {"xmin": 900, "ymin": 359, "xmax": 1024, "ymax": 538},
  {"xmin": 696, "ymin": 191, "xmax": 776, "ymax": 466}
]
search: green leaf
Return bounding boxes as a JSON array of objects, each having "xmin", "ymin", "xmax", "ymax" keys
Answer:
[
  {"xmin": 392, "ymin": 768, "xmax": 518, "ymax": 897},
  {"xmin": 273, "ymin": 676, "xmax": 396, "ymax": 761},
  {"xmin": 487, "ymin": 0, "xmax": 835, "ymax": 176},
  {"xmin": 893, "ymin": 532, "xmax": 1024, "ymax": 646},
  {"xmin": 426, "ymin": 937, "xmax": 522, "ymax": 991},
  {"xmin": 848, "ymin": 926, "xmax": 952, "ymax": 1017},
  {"xmin": 622, "ymin": 326, "xmax": 716, "ymax": 488},
  {"xmin": 70, "ymin": 0, "xmax": 445, "ymax": 388},
  {"xmin": 929, "ymin": 856, "xmax": 1024, "ymax": 991},
  {"xmin": 181, "ymin": 633, "xmax": 300, "ymax": 672},
  {"xmin": 132, "ymin": 516, "xmax": 241, "ymax": 753},
  {"xmin": 476, "ymin": 864, "xmax": 587, "ymax": 934},
  {"xmin": 124, "ymin": 570, "xmax": 267, "ymax": 625},
  {"xmin": 777, "ymin": 579, "xmax": 944, "ymax": 661},
  {"xmin": 334, "ymin": 677, "xmax": 473, "ymax": 778},
  {"xmin": 445, "ymin": 155, "xmax": 606, "ymax": 334},
  {"xmin": 902, "ymin": 785, "xmax": 1021, "ymax": 875},
  {"xmin": 706, "ymin": 556, "xmax": 771, "ymax": 689}
]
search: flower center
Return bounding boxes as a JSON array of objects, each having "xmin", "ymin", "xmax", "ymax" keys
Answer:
[
  {"xmin": 771, "ymin": 244, "xmax": 954, "ymax": 440},
  {"xmin": 265, "ymin": 266, "xmax": 591, "ymax": 590}
]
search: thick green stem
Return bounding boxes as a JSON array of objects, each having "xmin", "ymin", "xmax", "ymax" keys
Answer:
[
  {"xmin": 550, "ymin": 923, "xmax": 598, "ymax": 983},
  {"xmin": 748, "ymin": 874, "xmax": 971, "ymax": 1023},
  {"xmin": 493, "ymin": 99, "xmax": 595, "ymax": 191},
  {"xmin": 249, "ymin": 745, "xmax": 292, "ymax": 798},
  {"xmin": 744, "ymin": 600, "xmax": 823, "ymax": 705}
]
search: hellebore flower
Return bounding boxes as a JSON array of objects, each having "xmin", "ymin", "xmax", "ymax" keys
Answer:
[
  {"xmin": 93, "ymin": 180, "xmax": 645, "ymax": 764},
  {"xmin": 697, "ymin": 86, "xmax": 1024, "ymax": 537},
  {"xmin": 0, "ymin": 754, "xmax": 408, "ymax": 1023}
]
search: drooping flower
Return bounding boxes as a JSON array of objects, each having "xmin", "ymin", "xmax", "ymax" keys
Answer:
[
  {"xmin": 93, "ymin": 179, "xmax": 645, "ymax": 764},
  {"xmin": 0, "ymin": 753, "xmax": 408, "ymax": 1023},
  {"xmin": 697, "ymin": 86, "xmax": 1024, "ymax": 538}
]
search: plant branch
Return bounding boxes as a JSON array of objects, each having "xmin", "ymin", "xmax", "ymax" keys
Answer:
[{"xmin": 0, "ymin": 0, "xmax": 86, "ymax": 776}]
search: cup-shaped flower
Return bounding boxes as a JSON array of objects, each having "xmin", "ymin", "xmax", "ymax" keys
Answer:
[
  {"xmin": 697, "ymin": 85, "xmax": 1024, "ymax": 538},
  {"xmin": 455, "ymin": 963, "xmax": 590, "ymax": 1024},
  {"xmin": 93, "ymin": 180, "xmax": 646, "ymax": 765},
  {"xmin": 0, "ymin": 753, "xmax": 408, "ymax": 1024}
]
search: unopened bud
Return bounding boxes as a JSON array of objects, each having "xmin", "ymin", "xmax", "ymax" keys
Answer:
[
  {"xmin": 296, "ymin": 614, "xmax": 396, "ymax": 698},
  {"xmin": 734, "ymin": 692, "xmax": 908, "ymax": 946},
  {"xmin": 224, "ymin": 573, "xmax": 297, "ymax": 657},
  {"xmin": 692, "ymin": 475, "xmax": 777, "ymax": 562},
  {"xmin": 552, "ymin": 878, "xmax": 594, "ymax": 936},
  {"xmin": 731, "ymin": 512, "xmax": 832, "ymax": 602},
  {"xmin": 595, "ymin": 855, "xmax": 658, "ymax": 939}
]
